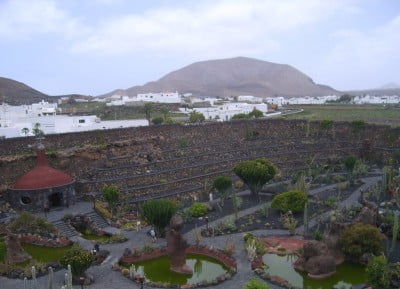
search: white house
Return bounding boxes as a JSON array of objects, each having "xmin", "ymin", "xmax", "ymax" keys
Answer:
[
  {"xmin": 237, "ymin": 95, "xmax": 263, "ymax": 103},
  {"xmin": 265, "ymin": 97, "xmax": 285, "ymax": 107},
  {"xmin": 353, "ymin": 95, "xmax": 400, "ymax": 104},
  {"xmin": 135, "ymin": 92, "xmax": 181, "ymax": 103},
  {"xmin": 180, "ymin": 102, "xmax": 268, "ymax": 121},
  {"xmin": 0, "ymin": 101, "xmax": 148, "ymax": 139}
]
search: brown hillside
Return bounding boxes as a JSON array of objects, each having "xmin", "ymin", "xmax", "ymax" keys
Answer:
[{"xmin": 101, "ymin": 57, "xmax": 339, "ymax": 98}]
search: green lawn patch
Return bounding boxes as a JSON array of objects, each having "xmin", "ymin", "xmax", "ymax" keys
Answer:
[{"xmin": 21, "ymin": 243, "xmax": 72, "ymax": 263}]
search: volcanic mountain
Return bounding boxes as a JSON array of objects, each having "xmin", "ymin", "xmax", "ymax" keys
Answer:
[
  {"xmin": 0, "ymin": 77, "xmax": 54, "ymax": 105},
  {"xmin": 103, "ymin": 57, "xmax": 339, "ymax": 98}
]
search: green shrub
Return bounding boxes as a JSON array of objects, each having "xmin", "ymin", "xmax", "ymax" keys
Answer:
[
  {"xmin": 234, "ymin": 159, "xmax": 276, "ymax": 198},
  {"xmin": 187, "ymin": 202, "xmax": 208, "ymax": 218},
  {"xmin": 271, "ymin": 190, "xmax": 307, "ymax": 213},
  {"xmin": 152, "ymin": 116, "xmax": 164, "ymax": 125},
  {"xmin": 365, "ymin": 256, "xmax": 391, "ymax": 289},
  {"xmin": 352, "ymin": 120, "xmax": 366, "ymax": 131},
  {"xmin": 9, "ymin": 212, "xmax": 56, "ymax": 235},
  {"xmin": 60, "ymin": 244, "xmax": 95, "ymax": 277},
  {"xmin": 339, "ymin": 223, "xmax": 383, "ymax": 260},
  {"xmin": 213, "ymin": 176, "xmax": 232, "ymax": 203},
  {"xmin": 320, "ymin": 119, "xmax": 333, "ymax": 130},
  {"xmin": 244, "ymin": 278, "xmax": 269, "ymax": 289},
  {"xmin": 344, "ymin": 156, "xmax": 358, "ymax": 172},
  {"xmin": 244, "ymin": 235, "xmax": 265, "ymax": 256},
  {"xmin": 140, "ymin": 199, "xmax": 178, "ymax": 236}
]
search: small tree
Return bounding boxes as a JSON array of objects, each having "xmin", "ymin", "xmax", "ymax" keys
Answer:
[
  {"xmin": 213, "ymin": 176, "xmax": 232, "ymax": 206},
  {"xmin": 365, "ymin": 256, "xmax": 391, "ymax": 289},
  {"xmin": 249, "ymin": 108, "xmax": 263, "ymax": 118},
  {"xmin": 189, "ymin": 111, "xmax": 205, "ymax": 123},
  {"xmin": 152, "ymin": 116, "xmax": 164, "ymax": 125},
  {"xmin": 234, "ymin": 159, "xmax": 276, "ymax": 199},
  {"xmin": 143, "ymin": 102, "xmax": 153, "ymax": 122},
  {"xmin": 140, "ymin": 199, "xmax": 178, "ymax": 236},
  {"xmin": 32, "ymin": 123, "xmax": 44, "ymax": 136},
  {"xmin": 102, "ymin": 184, "xmax": 119, "ymax": 218},
  {"xmin": 160, "ymin": 105, "xmax": 169, "ymax": 121},
  {"xmin": 21, "ymin": 127, "xmax": 29, "ymax": 136},
  {"xmin": 339, "ymin": 223, "xmax": 383, "ymax": 261},
  {"xmin": 60, "ymin": 244, "xmax": 95, "ymax": 278}
]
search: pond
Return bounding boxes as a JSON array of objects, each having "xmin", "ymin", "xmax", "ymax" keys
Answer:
[
  {"xmin": 21, "ymin": 243, "xmax": 72, "ymax": 263},
  {"xmin": 126, "ymin": 254, "xmax": 229, "ymax": 286},
  {"xmin": 262, "ymin": 254, "xmax": 367, "ymax": 289}
]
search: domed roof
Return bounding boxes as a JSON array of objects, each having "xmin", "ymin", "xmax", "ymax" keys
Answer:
[{"xmin": 13, "ymin": 149, "xmax": 73, "ymax": 190}]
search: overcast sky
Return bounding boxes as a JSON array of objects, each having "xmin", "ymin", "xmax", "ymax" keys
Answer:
[{"xmin": 0, "ymin": 0, "xmax": 399, "ymax": 96}]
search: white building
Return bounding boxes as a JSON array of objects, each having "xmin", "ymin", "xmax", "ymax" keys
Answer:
[
  {"xmin": 136, "ymin": 92, "xmax": 181, "ymax": 103},
  {"xmin": 237, "ymin": 95, "xmax": 263, "ymax": 103},
  {"xmin": 106, "ymin": 92, "xmax": 182, "ymax": 106},
  {"xmin": 353, "ymin": 95, "xmax": 400, "ymax": 104},
  {"xmin": 180, "ymin": 102, "xmax": 269, "ymax": 121},
  {"xmin": 0, "ymin": 101, "xmax": 148, "ymax": 139},
  {"xmin": 265, "ymin": 97, "xmax": 285, "ymax": 107},
  {"xmin": 286, "ymin": 95, "xmax": 339, "ymax": 105}
]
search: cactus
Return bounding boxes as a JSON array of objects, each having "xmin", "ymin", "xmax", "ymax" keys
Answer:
[
  {"xmin": 47, "ymin": 266, "xmax": 54, "ymax": 289},
  {"xmin": 31, "ymin": 266, "xmax": 38, "ymax": 289},
  {"xmin": 67, "ymin": 265, "xmax": 72, "ymax": 289},
  {"xmin": 303, "ymin": 201, "xmax": 309, "ymax": 236},
  {"xmin": 382, "ymin": 166, "xmax": 394, "ymax": 193},
  {"xmin": 390, "ymin": 213, "xmax": 399, "ymax": 254},
  {"xmin": 129, "ymin": 264, "xmax": 135, "ymax": 279},
  {"xmin": 23, "ymin": 277, "xmax": 28, "ymax": 289}
]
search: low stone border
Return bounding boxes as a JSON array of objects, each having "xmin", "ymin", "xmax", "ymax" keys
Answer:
[
  {"xmin": 17, "ymin": 233, "xmax": 72, "ymax": 247},
  {"xmin": 117, "ymin": 245, "xmax": 237, "ymax": 289}
]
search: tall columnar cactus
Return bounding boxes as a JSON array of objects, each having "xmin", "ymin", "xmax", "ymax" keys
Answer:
[
  {"xmin": 390, "ymin": 213, "xmax": 399, "ymax": 254},
  {"xmin": 67, "ymin": 265, "xmax": 72, "ymax": 289},
  {"xmin": 129, "ymin": 264, "xmax": 135, "ymax": 279},
  {"xmin": 47, "ymin": 266, "xmax": 54, "ymax": 289},
  {"xmin": 303, "ymin": 201, "xmax": 309, "ymax": 236},
  {"xmin": 382, "ymin": 166, "xmax": 393, "ymax": 193},
  {"xmin": 31, "ymin": 266, "xmax": 38, "ymax": 289}
]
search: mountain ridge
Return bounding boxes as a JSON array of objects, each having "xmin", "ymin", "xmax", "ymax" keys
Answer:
[{"xmin": 100, "ymin": 57, "xmax": 339, "ymax": 98}]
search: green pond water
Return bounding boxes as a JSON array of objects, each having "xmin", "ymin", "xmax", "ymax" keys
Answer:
[
  {"xmin": 125, "ymin": 254, "xmax": 229, "ymax": 285},
  {"xmin": 21, "ymin": 243, "xmax": 72, "ymax": 263},
  {"xmin": 263, "ymin": 254, "xmax": 367, "ymax": 289},
  {"xmin": 81, "ymin": 232, "xmax": 111, "ymax": 241}
]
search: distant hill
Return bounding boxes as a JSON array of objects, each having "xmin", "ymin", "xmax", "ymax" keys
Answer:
[
  {"xmin": 346, "ymin": 88, "xmax": 400, "ymax": 96},
  {"xmin": 0, "ymin": 77, "xmax": 55, "ymax": 105},
  {"xmin": 0, "ymin": 77, "xmax": 91, "ymax": 105},
  {"xmin": 101, "ymin": 57, "xmax": 339, "ymax": 98},
  {"xmin": 379, "ymin": 82, "xmax": 400, "ymax": 90}
]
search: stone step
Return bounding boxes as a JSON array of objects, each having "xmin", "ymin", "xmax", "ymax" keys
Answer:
[
  {"xmin": 85, "ymin": 212, "xmax": 109, "ymax": 228},
  {"xmin": 52, "ymin": 220, "xmax": 78, "ymax": 238}
]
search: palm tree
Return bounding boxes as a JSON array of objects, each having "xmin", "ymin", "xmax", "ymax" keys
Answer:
[{"xmin": 21, "ymin": 127, "xmax": 29, "ymax": 136}]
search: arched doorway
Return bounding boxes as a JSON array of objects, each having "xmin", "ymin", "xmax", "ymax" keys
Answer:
[{"xmin": 48, "ymin": 192, "xmax": 63, "ymax": 207}]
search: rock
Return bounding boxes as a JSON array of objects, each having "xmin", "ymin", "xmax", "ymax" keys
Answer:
[
  {"xmin": 294, "ymin": 240, "xmax": 338, "ymax": 277},
  {"xmin": 304, "ymin": 255, "xmax": 336, "ymax": 276},
  {"xmin": 359, "ymin": 253, "xmax": 374, "ymax": 265},
  {"xmin": 355, "ymin": 207, "xmax": 377, "ymax": 225}
]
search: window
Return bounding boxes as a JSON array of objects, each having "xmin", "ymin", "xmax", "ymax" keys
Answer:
[
  {"xmin": 78, "ymin": 119, "xmax": 85, "ymax": 123},
  {"xmin": 20, "ymin": 196, "xmax": 32, "ymax": 205}
]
